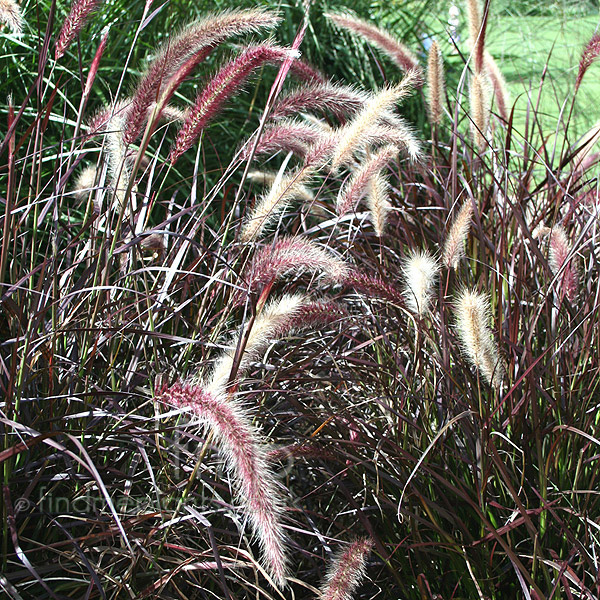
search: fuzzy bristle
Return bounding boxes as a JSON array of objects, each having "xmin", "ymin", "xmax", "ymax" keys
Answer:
[
  {"xmin": 242, "ymin": 236, "xmax": 348, "ymax": 298},
  {"xmin": 156, "ymin": 382, "xmax": 288, "ymax": 588},
  {"xmin": 548, "ymin": 226, "xmax": 578, "ymax": 302},
  {"xmin": 454, "ymin": 289, "xmax": 504, "ymax": 388},
  {"xmin": 330, "ymin": 74, "xmax": 418, "ymax": 169},
  {"xmin": 366, "ymin": 173, "xmax": 392, "ymax": 238},
  {"xmin": 240, "ymin": 167, "xmax": 314, "ymax": 242},
  {"xmin": 124, "ymin": 9, "xmax": 280, "ymax": 144},
  {"xmin": 170, "ymin": 44, "xmax": 297, "ymax": 163},
  {"xmin": 326, "ymin": 11, "xmax": 420, "ymax": 75},
  {"xmin": 55, "ymin": 0, "xmax": 98, "ymax": 59},
  {"xmin": 442, "ymin": 200, "xmax": 474, "ymax": 269},
  {"xmin": 427, "ymin": 41, "xmax": 445, "ymax": 125},
  {"xmin": 336, "ymin": 145, "xmax": 397, "ymax": 215},
  {"xmin": 0, "ymin": 0, "xmax": 24, "ymax": 34},
  {"xmin": 402, "ymin": 250, "xmax": 439, "ymax": 316},
  {"xmin": 484, "ymin": 51, "xmax": 510, "ymax": 121},
  {"xmin": 319, "ymin": 537, "xmax": 373, "ymax": 600},
  {"xmin": 469, "ymin": 71, "xmax": 492, "ymax": 151}
]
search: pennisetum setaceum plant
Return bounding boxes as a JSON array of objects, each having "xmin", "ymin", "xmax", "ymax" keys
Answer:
[{"xmin": 1, "ymin": 0, "xmax": 599, "ymax": 597}]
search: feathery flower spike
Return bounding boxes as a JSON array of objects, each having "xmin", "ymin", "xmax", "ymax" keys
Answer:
[
  {"xmin": 344, "ymin": 270, "xmax": 405, "ymax": 305},
  {"xmin": 241, "ymin": 167, "xmax": 314, "ymax": 242},
  {"xmin": 337, "ymin": 145, "xmax": 397, "ymax": 215},
  {"xmin": 124, "ymin": 9, "xmax": 280, "ymax": 144},
  {"xmin": 549, "ymin": 226, "xmax": 578, "ymax": 301},
  {"xmin": 0, "ymin": 0, "xmax": 24, "ymax": 34},
  {"xmin": 427, "ymin": 41, "xmax": 445, "ymax": 125},
  {"xmin": 366, "ymin": 173, "xmax": 392, "ymax": 237},
  {"xmin": 469, "ymin": 71, "xmax": 492, "ymax": 151},
  {"xmin": 207, "ymin": 293, "xmax": 311, "ymax": 391},
  {"xmin": 73, "ymin": 165, "xmax": 97, "ymax": 201},
  {"xmin": 484, "ymin": 51, "xmax": 510, "ymax": 121},
  {"xmin": 577, "ymin": 33, "xmax": 600, "ymax": 90},
  {"xmin": 55, "ymin": 0, "xmax": 99, "ymax": 60},
  {"xmin": 402, "ymin": 250, "xmax": 439, "ymax": 316},
  {"xmin": 442, "ymin": 200, "xmax": 474, "ymax": 269},
  {"xmin": 455, "ymin": 289, "xmax": 504, "ymax": 387},
  {"xmin": 155, "ymin": 382, "xmax": 288, "ymax": 588},
  {"xmin": 319, "ymin": 537, "xmax": 373, "ymax": 600},
  {"xmin": 242, "ymin": 119, "xmax": 323, "ymax": 160},
  {"xmin": 326, "ymin": 12, "xmax": 420, "ymax": 75},
  {"xmin": 271, "ymin": 82, "xmax": 369, "ymax": 121},
  {"xmin": 330, "ymin": 73, "xmax": 419, "ymax": 169},
  {"xmin": 242, "ymin": 236, "xmax": 348, "ymax": 298},
  {"xmin": 170, "ymin": 44, "xmax": 297, "ymax": 163}
]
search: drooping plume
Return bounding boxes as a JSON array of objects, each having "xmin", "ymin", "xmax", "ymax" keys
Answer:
[
  {"xmin": 442, "ymin": 200, "xmax": 474, "ymax": 269},
  {"xmin": 170, "ymin": 44, "xmax": 297, "ymax": 163},
  {"xmin": 427, "ymin": 40, "xmax": 445, "ymax": 125},
  {"xmin": 270, "ymin": 82, "xmax": 368, "ymax": 121},
  {"xmin": 240, "ymin": 167, "xmax": 314, "ymax": 242},
  {"xmin": 124, "ymin": 9, "xmax": 280, "ymax": 144},
  {"xmin": 326, "ymin": 12, "xmax": 420, "ymax": 75},
  {"xmin": 207, "ymin": 293, "xmax": 318, "ymax": 391},
  {"xmin": 548, "ymin": 226, "xmax": 578, "ymax": 301},
  {"xmin": 242, "ymin": 236, "xmax": 348, "ymax": 298},
  {"xmin": 344, "ymin": 270, "xmax": 405, "ymax": 305},
  {"xmin": 454, "ymin": 289, "xmax": 504, "ymax": 388},
  {"xmin": 576, "ymin": 33, "xmax": 600, "ymax": 90},
  {"xmin": 319, "ymin": 537, "xmax": 373, "ymax": 600},
  {"xmin": 402, "ymin": 250, "xmax": 439, "ymax": 316},
  {"xmin": 55, "ymin": 0, "xmax": 99, "ymax": 60},
  {"xmin": 330, "ymin": 73, "xmax": 419, "ymax": 169},
  {"xmin": 484, "ymin": 51, "xmax": 510, "ymax": 121},
  {"xmin": 0, "ymin": 0, "xmax": 24, "ymax": 35},
  {"xmin": 155, "ymin": 382, "xmax": 289, "ymax": 588},
  {"xmin": 243, "ymin": 119, "xmax": 324, "ymax": 160},
  {"xmin": 336, "ymin": 145, "xmax": 397, "ymax": 215}
]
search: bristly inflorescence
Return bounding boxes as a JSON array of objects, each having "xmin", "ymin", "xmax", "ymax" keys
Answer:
[
  {"xmin": 241, "ymin": 236, "xmax": 349, "ymax": 299},
  {"xmin": 326, "ymin": 11, "xmax": 421, "ymax": 76},
  {"xmin": 443, "ymin": 200, "xmax": 474, "ymax": 270},
  {"xmin": 123, "ymin": 9, "xmax": 280, "ymax": 145},
  {"xmin": 318, "ymin": 537, "xmax": 373, "ymax": 600},
  {"xmin": 454, "ymin": 289, "xmax": 504, "ymax": 388},
  {"xmin": 169, "ymin": 44, "xmax": 298, "ymax": 164},
  {"xmin": 548, "ymin": 225, "xmax": 579, "ymax": 302},
  {"xmin": 402, "ymin": 250, "xmax": 439, "ymax": 317},
  {"xmin": 155, "ymin": 381, "xmax": 289, "ymax": 588},
  {"xmin": 0, "ymin": 0, "xmax": 24, "ymax": 34},
  {"xmin": 55, "ymin": 0, "xmax": 99, "ymax": 59}
]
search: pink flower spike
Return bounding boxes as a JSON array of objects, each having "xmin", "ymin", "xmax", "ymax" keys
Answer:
[
  {"xmin": 336, "ymin": 145, "xmax": 397, "ymax": 215},
  {"xmin": 243, "ymin": 119, "xmax": 323, "ymax": 160},
  {"xmin": 577, "ymin": 33, "xmax": 600, "ymax": 90},
  {"xmin": 344, "ymin": 270, "xmax": 405, "ymax": 306},
  {"xmin": 549, "ymin": 226, "xmax": 578, "ymax": 302},
  {"xmin": 326, "ymin": 11, "xmax": 420, "ymax": 76},
  {"xmin": 124, "ymin": 9, "xmax": 280, "ymax": 144},
  {"xmin": 319, "ymin": 537, "xmax": 373, "ymax": 600},
  {"xmin": 170, "ymin": 44, "xmax": 298, "ymax": 164},
  {"xmin": 271, "ymin": 82, "xmax": 368, "ymax": 121},
  {"xmin": 83, "ymin": 26, "xmax": 110, "ymax": 98},
  {"xmin": 55, "ymin": 0, "xmax": 100, "ymax": 60},
  {"xmin": 242, "ymin": 236, "xmax": 348, "ymax": 298},
  {"xmin": 156, "ymin": 381, "xmax": 289, "ymax": 588}
]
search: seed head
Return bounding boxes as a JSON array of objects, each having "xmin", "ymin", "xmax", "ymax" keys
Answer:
[
  {"xmin": 319, "ymin": 537, "xmax": 373, "ymax": 600},
  {"xmin": 402, "ymin": 250, "xmax": 439, "ymax": 316},
  {"xmin": 454, "ymin": 289, "xmax": 504, "ymax": 388}
]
